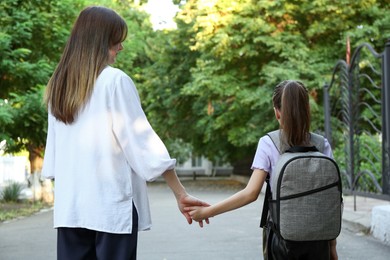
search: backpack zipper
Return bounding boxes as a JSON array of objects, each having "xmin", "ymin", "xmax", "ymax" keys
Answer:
[{"xmin": 279, "ymin": 181, "xmax": 340, "ymax": 200}]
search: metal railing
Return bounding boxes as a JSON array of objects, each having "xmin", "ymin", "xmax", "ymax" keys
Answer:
[{"xmin": 324, "ymin": 39, "xmax": 390, "ymax": 203}]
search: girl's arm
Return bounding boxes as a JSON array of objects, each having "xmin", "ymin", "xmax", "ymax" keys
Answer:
[{"xmin": 186, "ymin": 169, "xmax": 267, "ymax": 221}]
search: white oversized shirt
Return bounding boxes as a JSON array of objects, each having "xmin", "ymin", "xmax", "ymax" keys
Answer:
[{"xmin": 42, "ymin": 66, "xmax": 176, "ymax": 234}]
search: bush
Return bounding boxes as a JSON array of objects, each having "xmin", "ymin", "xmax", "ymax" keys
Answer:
[
  {"xmin": 1, "ymin": 182, "xmax": 23, "ymax": 202},
  {"xmin": 333, "ymin": 132, "xmax": 382, "ymax": 193}
]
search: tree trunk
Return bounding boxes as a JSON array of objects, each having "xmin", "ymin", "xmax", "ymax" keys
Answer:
[
  {"xmin": 28, "ymin": 145, "xmax": 44, "ymax": 174},
  {"xmin": 27, "ymin": 144, "xmax": 53, "ymax": 203}
]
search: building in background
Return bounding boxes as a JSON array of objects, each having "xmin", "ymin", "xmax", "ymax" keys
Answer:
[{"xmin": 176, "ymin": 154, "xmax": 233, "ymax": 178}]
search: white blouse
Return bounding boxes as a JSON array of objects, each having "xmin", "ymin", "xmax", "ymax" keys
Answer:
[{"xmin": 42, "ymin": 66, "xmax": 176, "ymax": 234}]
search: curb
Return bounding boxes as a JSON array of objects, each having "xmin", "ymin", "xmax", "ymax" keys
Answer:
[{"xmin": 342, "ymin": 213, "xmax": 371, "ymax": 234}]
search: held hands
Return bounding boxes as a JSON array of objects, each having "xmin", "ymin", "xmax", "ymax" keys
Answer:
[
  {"xmin": 163, "ymin": 170, "xmax": 210, "ymax": 227},
  {"xmin": 185, "ymin": 205, "xmax": 210, "ymax": 222},
  {"xmin": 178, "ymin": 194, "xmax": 210, "ymax": 227}
]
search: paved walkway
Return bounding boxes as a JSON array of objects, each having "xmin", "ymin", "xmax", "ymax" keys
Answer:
[
  {"xmin": 342, "ymin": 194, "xmax": 390, "ymax": 234},
  {"xmin": 1, "ymin": 178, "xmax": 390, "ymax": 260}
]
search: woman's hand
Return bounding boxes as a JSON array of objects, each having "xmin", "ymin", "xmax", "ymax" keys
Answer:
[
  {"xmin": 178, "ymin": 194, "xmax": 210, "ymax": 227},
  {"xmin": 162, "ymin": 169, "xmax": 210, "ymax": 227}
]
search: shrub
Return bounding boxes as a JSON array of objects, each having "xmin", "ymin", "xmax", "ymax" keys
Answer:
[{"xmin": 1, "ymin": 182, "xmax": 23, "ymax": 202}]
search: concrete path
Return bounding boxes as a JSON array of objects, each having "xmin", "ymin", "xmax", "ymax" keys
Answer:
[
  {"xmin": 0, "ymin": 208, "xmax": 56, "ymax": 260},
  {"xmin": 1, "ymin": 178, "xmax": 390, "ymax": 260},
  {"xmin": 342, "ymin": 195, "xmax": 390, "ymax": 234}
]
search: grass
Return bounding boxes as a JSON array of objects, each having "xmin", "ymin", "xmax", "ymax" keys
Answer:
[{"xmin": 0, "ymin": 200, "xmax": 51, "ymax": 223}]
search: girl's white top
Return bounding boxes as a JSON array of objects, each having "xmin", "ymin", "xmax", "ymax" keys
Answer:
[
  {"xmin": 42, "ymin": 66, "xmax": 176, "ymax": 234},
  {"xmin": 251, "ymin": 134, "xmax": 333, "ymax": 190}
]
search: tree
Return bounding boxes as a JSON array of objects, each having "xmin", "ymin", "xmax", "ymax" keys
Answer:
[
  {"xmin": 138, "ymin": 0, "xmax": 390, "ymax": 174},
  {"xmin": 0, "ymin": 0, "xmax": 156, "ymax": 174},
  {"xmin": 0, "ymin": 0, "xmax": 85, "ymax": 173},
  {"xmin": 0, "ymin": 0, "xmax": 85, "ymax": 97},
  {"xmin": 0, "ymin": 86, "xmax": 47, "ymax": 173}
]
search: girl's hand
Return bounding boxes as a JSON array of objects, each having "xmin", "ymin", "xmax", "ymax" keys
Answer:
[
  {"xmin": 178, "ymin": 194, "xmax": 210, "ymax": 227},
  {"xmin": 185, "ymin": 205, "xmax": 211, "ymax": 222}
]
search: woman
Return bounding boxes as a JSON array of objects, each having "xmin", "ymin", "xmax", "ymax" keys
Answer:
[
  {"xmin": 42, "ymin": 6, "xmax": 208, "ymax": 260},
  {"xmin": 186, "ymin": 80, "xmax": 338, "ymax": 259}
]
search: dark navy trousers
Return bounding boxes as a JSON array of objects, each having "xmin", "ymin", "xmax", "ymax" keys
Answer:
[{"xmin": 57, "ymin": 204, "xmax": 138, "ymax": 260}]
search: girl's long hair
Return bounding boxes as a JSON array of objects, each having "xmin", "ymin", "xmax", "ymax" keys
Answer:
[
  {"xmin": 272, "ymin": 80, "xmax": 311, "ymax": 149},
  {"xmin": 45, "ymin": 6, "xmax": 127, "ymax": 124}
]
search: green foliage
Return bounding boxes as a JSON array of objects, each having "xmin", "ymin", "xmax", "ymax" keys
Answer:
[
  {"xmin": 0, "ymin": 0, "xmax": 84, "ymax": 97},
  {"xmin": 84, "ymin": 0, "xmax": 155, "ymax": 80},
  {"xmin": 333, "ymin": 133, "xmax": 382, "ymax": 192},
  {"xmin": 1, "ymin": 0, "xmax": 389, "ymax": 174},
  {"xmin": 0, "ymin": 0, "xmax": 85, "ymax": 157},
  {"xmin": 0, "ymin": 99, "xmax": 13, "ymax": 138},
  {"xmin": 166, "ymin": 139, "xmax": 193, "ymax": 165},
  {"xmin": 357, "ymin": 134, "xmax": 382, "ymax": 192},
  {"xmin": 116, "ymin": 4, "xmax": 154, "ymax": 80},
  {"xmin": 1, "ymin": 182, "xmax": 23, "ymax": 202},
  {"xmin": 138, "ymin": 0, "xmax": 389, "ymax": 167},
  {"xmin": 0, "ymin": 86, "xmax": 48, "ymax": 154}
]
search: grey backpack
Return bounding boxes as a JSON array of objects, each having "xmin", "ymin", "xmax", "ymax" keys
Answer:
[{"xmin": 261, "ymin": 130, "xmax": 342, "ymax": 242}]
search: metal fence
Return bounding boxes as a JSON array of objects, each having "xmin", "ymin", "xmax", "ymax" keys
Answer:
[{"xmin": 324, "ymin": 39, "xmax": 390, "ymax": 202}]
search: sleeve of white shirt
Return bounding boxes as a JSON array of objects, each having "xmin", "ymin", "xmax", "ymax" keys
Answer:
[
  {"xmin": 111, "ymin": 73, "xmax": 176, "ymax": 182},
  {"xmin": 42, "ymin": 113, "xmax": 55, "ymax": 179}
]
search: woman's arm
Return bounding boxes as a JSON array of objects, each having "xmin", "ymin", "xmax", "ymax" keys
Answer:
[
  {"xmin": 186, "ymin": 169, "xmax": 267, "ymax": 221},
  {"xmin": 162, "ymin": 169, "xmax": 210, "ymax": 227}
]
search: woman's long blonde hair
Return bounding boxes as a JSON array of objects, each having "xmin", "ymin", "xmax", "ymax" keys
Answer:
[
  {"xmin": 272, "ymin": 80, "xmax": 311, "ymax": 149},
  {"xmin": 45, "ymin": 6, "xmax": 127, "ymax": 124}
]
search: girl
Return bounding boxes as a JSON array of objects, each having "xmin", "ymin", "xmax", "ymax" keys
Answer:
[
  {"xmin": 186, "ymin": 80, "xmax": 338, "ymax": 260},
  {"xmin": 42, "ymin": 6, "xmax": 208, "ymax": 260}
]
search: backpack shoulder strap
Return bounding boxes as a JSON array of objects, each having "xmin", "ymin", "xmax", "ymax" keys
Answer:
[
  {"xmin": 261, "ymin": 129, "xmax": 280, "ymax": 228},
  {"xmin": 268, "ymin": 130, "xmax": 325, "ymax": 154},
  {"xmin": 310, "ymin": 133, "xmax": 325, "ymax": 153},
  {"xmin": 267, "ymin": 130, "xmax": 282, "ymax": 155},
  {"xmin": 260, "ymin": 176, "xmax": 271, "ymax": 228}
]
